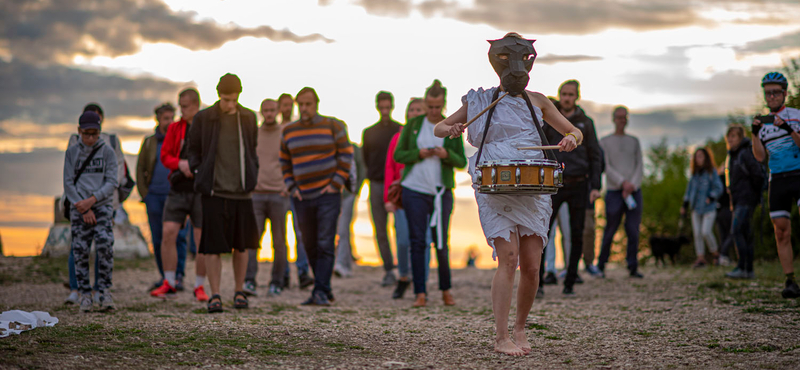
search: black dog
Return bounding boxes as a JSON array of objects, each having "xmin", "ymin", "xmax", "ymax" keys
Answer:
[{"xmin": 649, "ymin": 235, "xmax": 690, "ymax": 267}]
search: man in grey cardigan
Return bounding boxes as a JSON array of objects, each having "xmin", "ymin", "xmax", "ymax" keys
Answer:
[
  {"xmin": 63, "ymin": 111, "xmax": 119, "ymax": 312},
  {"xmin": 597, "ymin": 106, "xmax": 645, "ymax": 278}
]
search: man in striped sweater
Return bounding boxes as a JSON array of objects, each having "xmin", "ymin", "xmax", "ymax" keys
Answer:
[{"xmin": 280, "ymin": 87, "xmax": 354, "ymax": 306}]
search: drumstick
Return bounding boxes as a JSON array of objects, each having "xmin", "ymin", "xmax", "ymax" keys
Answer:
[
  {"xmin": 462, "ymin": 92, "xmax": 510, "ymax": 129},
  {"xmin": 516, "ymin": 145, "xmax": 561, "ymax": 150}
]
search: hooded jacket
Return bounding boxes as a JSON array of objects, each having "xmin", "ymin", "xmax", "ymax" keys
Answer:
[
  {"xmin": 543, "ymin": 103, "xmax": 603, "ymax": 190},
  {"xmin": 726, "ymin": 138, "xmax": 765, "ymax": 207},
  {"xmin": 187, "ymin": 101, "xmax": 259, "ymax": 196},
  {"xmin": 63, "ymin": 138, "xmax": 119, "ymax": 208}
]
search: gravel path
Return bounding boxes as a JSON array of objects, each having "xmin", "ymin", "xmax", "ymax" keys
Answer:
[{"xmin": 1, "ymin": 256, "xmax": 799, "ymax": 369}]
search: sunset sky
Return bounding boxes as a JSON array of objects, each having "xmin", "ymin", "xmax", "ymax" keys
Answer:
[{"xmin": 1, "ymin": 0, "xmax": 799, "ymax": 261}]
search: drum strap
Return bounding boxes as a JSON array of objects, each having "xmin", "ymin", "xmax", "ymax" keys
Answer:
[
  {"xmin": 475, "ymin": 87, "xmax": 557, "ymax": 165},
  {"xmin": 474, "ymin": 88, "xmax": 501, "ymax": 166},
  {"xmin": 521, "ymin": 91, "xmax": 557, "ymax": 161}
]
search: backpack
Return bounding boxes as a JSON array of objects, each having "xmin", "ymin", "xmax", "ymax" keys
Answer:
[{"xmin": 109, "ymin": 134, "xmax": 136, "ymax": 203}]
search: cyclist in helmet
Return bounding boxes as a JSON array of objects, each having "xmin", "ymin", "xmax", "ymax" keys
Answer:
[{"xmin": 752, "ymin": 71, "xmax": 800, "ymax": 299}]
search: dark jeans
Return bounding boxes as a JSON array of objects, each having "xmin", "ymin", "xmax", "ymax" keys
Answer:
[
  {"xmin": 286, "ymin": 202, "xmax": 310, "ymax": 278},
  {"xmin": 143, "ymin": 193, "xmax": 188, "ymax": 280},
  {"xmin": 716, "ymin": 205, "xmax": 733, "ymax": 258},
  {"xmin": 598, "ymin": 189, "xmax": 643, "ymax": 273},
  {"xmin": 249, "ymin": 193, "xmax": 290, "ymax": 287},
  {"xmin": 732, "ymin": 205, "xmax": 754, "ymax": 272},
  {"xmin": 539, "ymin": 180, "xmax": 587, "ymax": 289},
  {"xmin": 292, "ymin": 193, "xmax": 341, "ymax": 296},
  {"xmin": 401, "ymin": 187, "xmax": 453, "ymax": 295}
]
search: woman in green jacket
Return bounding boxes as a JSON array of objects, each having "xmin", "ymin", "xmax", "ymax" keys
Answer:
[{"xmin": 394, "ymin": 80, "xmax": 467, "ymax": 308}]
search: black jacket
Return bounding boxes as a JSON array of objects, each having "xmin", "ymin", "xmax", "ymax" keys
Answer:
[
  {"xmin": 727, "ymin": 138, "xmax": 764, "ymax": 207},
  {"xmin": 362, "ymin": 119, "xmax": 401, "ymax": 182},
  {"xmin": 188, "ymin": 102, "xmax": 259, "ymax": 196},
  {"xmin": 543, "ymin": 103, "xmax": 603, "ymax": 190}
]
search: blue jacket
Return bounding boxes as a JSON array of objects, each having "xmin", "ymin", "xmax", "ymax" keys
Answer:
[{"xmin": 683, "ymin": 170, "xmax": 723, "ymax": 215}]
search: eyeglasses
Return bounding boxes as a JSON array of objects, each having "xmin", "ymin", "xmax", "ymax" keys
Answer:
[
  {"xmin": 80, "ymin": 131, "xmax": 100, "ymax": 138},
  {"xmin": 764, "ymin": 89, "xmax": 785, "ymax": 97}
]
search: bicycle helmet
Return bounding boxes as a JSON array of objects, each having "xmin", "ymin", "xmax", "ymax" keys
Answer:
[{"xmin": 761, "ymin": 72, "xmax": 788, "ymax": 90}]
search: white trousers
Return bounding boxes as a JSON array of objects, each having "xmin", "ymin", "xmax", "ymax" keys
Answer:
[{"xmin": 691, "ymin": 210, "xmax": 718, "ymax": 257}]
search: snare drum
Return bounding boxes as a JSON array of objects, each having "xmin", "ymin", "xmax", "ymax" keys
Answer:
[{"xmin": 475, "ymin": 159, "xmax": 564, "ymax": 195}]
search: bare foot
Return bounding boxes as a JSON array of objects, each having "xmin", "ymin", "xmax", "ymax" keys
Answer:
[
  {"xmin": 495, "ymin": 338, "xmax": 525, "ymax": 356},
  {"xmin": 512, "ymin": 329, "xmax": 531, "ymax": 354}
]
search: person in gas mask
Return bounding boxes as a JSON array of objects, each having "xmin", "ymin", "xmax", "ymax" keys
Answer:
[{"xmin": 433, "ymin": 32, "xmax": 582, "ymax": 356}]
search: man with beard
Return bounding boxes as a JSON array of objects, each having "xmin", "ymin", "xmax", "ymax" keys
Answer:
[
  {"xmin": 280, "ymin": 87, "xmax": 354, "ymax": 306},
  {"xmin": 539, "ymin": 80, "xmax": 603, "ymax": 296},
  {"xmin": 244, "ymin": 99, "xmax": 292, "ymax": 297},
  {"xmin": 188, "ymin": 74, "xmax": 260, "ymax": 312},
  {"xmin": 751, "ymin": 72, "xmax": 800, "ymax": 298},
  {"xmin": 360, "ymin": 91, "xmax": 402, "ymax": 284}
]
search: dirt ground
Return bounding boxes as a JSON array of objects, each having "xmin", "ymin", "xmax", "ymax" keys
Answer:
[{"xmin": 1, "ymin": 255, "xmax": 799, "ymax": 369}]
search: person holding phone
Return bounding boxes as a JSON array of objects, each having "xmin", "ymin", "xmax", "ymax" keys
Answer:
[
  {"xmin": 751, "ymin": 72, "xmax": 800, "ymax": 299},
  {"xmin": 394, "ymin": 79, "xmax": 467, "ymax": 309}
]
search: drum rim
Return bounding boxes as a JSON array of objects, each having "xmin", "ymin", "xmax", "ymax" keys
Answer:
[
  {"xmin": 477, "ymin": 158, "xmax": 560, "ymax": 167},
  {"xmin": 477, "ymin": 184, "xmax": 561, "ymax": 194}
]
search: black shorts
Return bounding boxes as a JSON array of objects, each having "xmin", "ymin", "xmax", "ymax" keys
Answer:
[
  {"xmin": 200, "ymin": 195, "xmax": 259, "ymax": 255},
  {"xmin": 769, "ymin": 171, "xmax": 800, "ymax": 219},
  {"xmin": 163, "ymin": 191, "xmax": 202, "ymax": 226}
]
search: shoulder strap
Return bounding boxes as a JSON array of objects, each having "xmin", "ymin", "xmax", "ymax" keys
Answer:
[
  {"xmin": 73, "ymin": 144, "xmax": 104, "ymax": 185},
  {"xmin": 474, "ymin": 88, "xmax": 501, "ymax": 165},
  {"xmin": 521, "ymin": 92, "xmax": 557, "ymax": 161}
]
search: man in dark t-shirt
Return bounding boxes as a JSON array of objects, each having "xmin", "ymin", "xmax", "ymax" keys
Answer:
[
  {"xmin": 188, "ymin": 74, "xmax": 260, "ymax": 313},
  {"xmin": 360, "ymin": 91, "xmax": 402, "ymax": 286}
]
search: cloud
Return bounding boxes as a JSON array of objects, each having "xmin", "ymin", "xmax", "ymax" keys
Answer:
[
  {"xmin": 583, "ymin": 104, "xmax": 730, "ymax": 149},
  {"xmin": 335, "ymin": 0, "xmax": 800, "ymax": 36},
  {"xmin": 0, "ymin": 59, "xmax": 184, "ymax": 125},
  {"xmin": 0, "ymin": 148, "xmax": 138, "ymax": 196},
  {"xmin": 536, "ymin": 54, "xmax": 603, "ymax": 65},
  {"xmin": 0, "ymin": 149, "xmax": 69, "ymax": 196},
  {"xmin": 738, "ymin": 30, "xmax": 800, "ymax": 55},
  {"xmin": 0, "ymin": 0, "xmax": 333, "ymax": 64},
  {"xmin": 354, "ymin": 0, "xmax": 413, "ymax": 17},
  {"xmin": 336, "ymin": 0, "xmax": 698, "ymax": 34}
]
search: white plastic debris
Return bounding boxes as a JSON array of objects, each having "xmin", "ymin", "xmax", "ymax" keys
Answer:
[{"xmin": 0, "ymin": 310, "xmax": 59, "ymax": 338}]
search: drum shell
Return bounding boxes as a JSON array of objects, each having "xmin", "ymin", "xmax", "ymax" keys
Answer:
[{"xmin": 475, "ymin": 159, "xmax": 563, "ymax": 195}]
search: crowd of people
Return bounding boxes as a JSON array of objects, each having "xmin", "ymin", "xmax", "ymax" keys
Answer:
[{"xmin": 61, "ymin": 32, "xmax": 799, "ymax": 355}]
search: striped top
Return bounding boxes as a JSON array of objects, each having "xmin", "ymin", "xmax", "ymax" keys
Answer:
[{"xmin": 280, "ymin": 114, "xmax": 353, "ymax": 199}]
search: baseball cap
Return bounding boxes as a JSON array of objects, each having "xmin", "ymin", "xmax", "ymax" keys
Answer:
[{"xmin": 79, "ymin": 111, "xmax": 102, "ymax": 130}]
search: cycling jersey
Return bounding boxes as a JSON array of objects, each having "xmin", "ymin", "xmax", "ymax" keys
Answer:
[{"xmin": 757, "ymin": 106, "xmax": 800, "ymax": 175}]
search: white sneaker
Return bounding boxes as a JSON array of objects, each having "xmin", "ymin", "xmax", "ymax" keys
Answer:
[
  {"xmin": 92, "ymin": 291, "xmax": 101, "ymax": 307},
  {"xmin": 64, "ymin": 291, "xmax": 79, "ymax": 305},
  {"xmin": 718, "ymin": 256, "xmax": 732, "ymax": 267},
  {"xmin": 79, "ymin": 294, "xmax": 93, "ymax": 312},
  {"xmin": 98, "ymin": 293, "xmax": 115, "ymax": 311}
]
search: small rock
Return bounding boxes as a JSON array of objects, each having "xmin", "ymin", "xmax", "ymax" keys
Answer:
[{"xmin": 383, "ymin": 361, "xmax": 408, "ymax": 367}]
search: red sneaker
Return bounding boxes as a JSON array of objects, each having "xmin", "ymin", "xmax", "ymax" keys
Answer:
[
  {"xmin": 194, "ymin": 286, "xmax": 209, "ymax": 302},
  {"xmin": 150, "ymin": 279, "xmax": 177, "ymax": 298}
]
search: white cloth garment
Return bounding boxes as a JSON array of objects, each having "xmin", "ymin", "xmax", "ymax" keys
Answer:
[
  {"xmin": 401, "ymin": 117, "xmax": 447, "ymax": 249},
  {"xmin": 401, "ymin": 117, "xmax": 444, "ymax": 195},
  {"xmin": 463, "ymin": 87, "xmax": 552, "ymax": 260},
  {"xmin": 0, "ymin": 310, "xmax": 59, "ymax": 338}
]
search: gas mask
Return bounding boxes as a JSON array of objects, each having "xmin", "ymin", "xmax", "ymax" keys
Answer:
[{"xmin": 488, "ymin": 36, "xmax": 537, "ymax": 96}]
